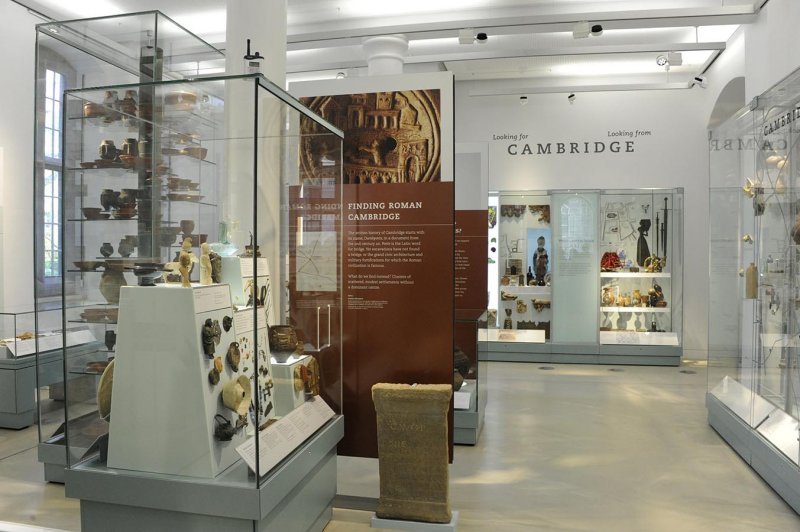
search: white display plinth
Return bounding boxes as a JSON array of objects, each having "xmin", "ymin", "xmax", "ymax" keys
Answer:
[
  {"xmin": 108, "ymin": 284, "xmax": 245, "ymax": 479},
  {"xmin": 271, "ymin": 354, "xmax": 311, "ymax": 416},
  {"xmin": 479, "ymin": 328, "xmax": 546, "ymax": 343},
  {"xmin": 221, "ymin": 256, "xmax": 275, "ymax": 324}
]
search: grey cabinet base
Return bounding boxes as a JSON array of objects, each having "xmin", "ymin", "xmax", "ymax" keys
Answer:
[
  {"xmin": 707, "ymin": 394, "xmax": 800, "ymax": 514},
  {"xmin": 39, "ymin": 441, "xmax": 67, "ymax": 483},
  {"xmin": 479, "ymin": 341, "xmax": 681, "ymax": 366},
  {"xmin": 65, "ymin": 416, "xmax": 344, "ymax": 532}
]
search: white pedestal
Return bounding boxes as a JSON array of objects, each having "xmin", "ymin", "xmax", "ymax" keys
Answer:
[
  {"xmin": 271, "ymin": 354, "xmax": 311, "ymax": 416},
  {"xmin": 108, "ymin": 284, "xmax": 245, "ymax": 478}
]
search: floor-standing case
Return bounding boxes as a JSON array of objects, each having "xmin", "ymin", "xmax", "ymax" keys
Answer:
[
  {"xmin": 33, "ymin": 11, "xmax": 225, "ymax": 482},
  {"xmin": 708, "ymin": 69, "xmax": 800, "ymax": 513},
  {"xmin": 58, "ymin": 74, "xmax": 344, "ymax": 532}
]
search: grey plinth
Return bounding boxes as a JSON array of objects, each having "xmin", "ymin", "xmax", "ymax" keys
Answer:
[{"xmin": 65, "ymin": 416, "xmax": 343, "ymax": 532}]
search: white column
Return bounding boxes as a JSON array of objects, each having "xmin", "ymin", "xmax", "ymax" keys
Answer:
[{"xmin": 362, "ymin": 35, "xmax": 408, "ymax": 76}]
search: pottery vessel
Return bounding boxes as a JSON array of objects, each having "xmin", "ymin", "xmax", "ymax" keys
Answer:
[
  {"xmin": 100, "ymin": 189, "xmax": 119, "ymax": 211},
  {"xmin": 120, "ymin": 138, "xmax": 138, "ymax": 157},
  {"xmin": 99, "ymin": 269, "xmax": 127, "ymax": 304},
  {"xmin": 99, "ymin": 242, "xmax": 114, "ymax": 258},
  {"xmin": 99, "ymin": 140, "xmax": 117, "ymax": 160},
  {"xmin": 268, "ymin": 325, "xmax": 300, "ymax": 363}
]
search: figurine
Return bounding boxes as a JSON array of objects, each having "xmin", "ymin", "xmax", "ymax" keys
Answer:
[
  {"xmin": 202, "ymin": 318, "xmax": 217, "ymax": 357},
  {"xmin": 200, "ymin": 243, "xmax": 212, "ymax": 285},
  {"xmin": 210, "ymin": 249, "xmax": 222, "ymax": 283},
  {"xmin": 179, "ymin": 237, "xmax": 198, "ymax": 287},
  {"xmin": 532, "ymin": 236, "xmax": 548, "ymax": 286},
  {"xmin": 179, "ymin": 250, "xmax": 192, "ymax": 287}
]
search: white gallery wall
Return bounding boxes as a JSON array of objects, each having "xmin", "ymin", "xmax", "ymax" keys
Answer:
[
  {"xmin": 0, "ymin": 1, "xmax": 39, "ymax": 309},
  {"xmin": 454, "ymin": 83, "xmax": 710, "ymax": 359},
  {"xmin": 744, "ymin": 0, "xmax": 800, "ymax": 101}
]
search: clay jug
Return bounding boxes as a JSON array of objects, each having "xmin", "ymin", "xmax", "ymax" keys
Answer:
[{"xmin": 99, "ymin": 269, "xmax": 127, "ymax": 304}]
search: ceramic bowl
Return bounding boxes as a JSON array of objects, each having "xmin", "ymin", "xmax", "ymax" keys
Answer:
[
  {"xmin": 82, "ymin": 207, "xmax": 109, "ymax": 220},
  {"xmin": 73, "ymin": 260, "xmax": 102, "ymax": 271},
  {"xmin": 182, "ymin": 146, "xmax": 208, "ymax": 160}
]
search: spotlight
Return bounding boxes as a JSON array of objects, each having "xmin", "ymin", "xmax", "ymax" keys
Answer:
[
  {"xmin": 591, "ymin": 24, "xmax": 603, "ymax": 36},
  {"xmin": 572, "ymin": 21, "xmax": 590, "ymax": 39},
  {"xmin": 335, "ymin": 71, "xmax": 346, "ymax": 79},
  {"xmin": 668, "ymin": 52, "xmax": 683, "ymax": 66},
  {"xmin": 692, "ymin": 75, "xmax": 707, "ymax": 88},
  {"xmin": 656, "ymin": 55, "xmax": 668, "ymax": 67},
  {"xmin": 519, "ymin": 95, "xmax": 528, "ymax": 105},
  {"xmin": 568, "ymin": 93, "xmax": 576, "ymax": 104},
  {"xmin": 476, "ymin": 32, "xmax": 488, "ymax": 43},
  {"xmin": 459, "ymin": 28, "xmax": 475, "ymax": 45}
]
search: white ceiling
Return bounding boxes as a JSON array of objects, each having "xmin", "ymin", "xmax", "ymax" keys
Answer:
[{"xmin": 21, "ymin": 0, "xmax": 765, "ymax": 90}]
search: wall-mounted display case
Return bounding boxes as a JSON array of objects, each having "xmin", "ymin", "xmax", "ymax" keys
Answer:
[
  {"xmin": 482, "ymin": 188, "xmax": 683, "ymax": 366},
  {"xmin": 708, "ymin": 70, "xmax": 800, "ymax": 513},
  {"xmin": 34, "ymin": 11, "xmax": 225, "ymax": 482},
  {"xmin": 57, "ymin": 74, "xmax": 344, "ymax": 531}
]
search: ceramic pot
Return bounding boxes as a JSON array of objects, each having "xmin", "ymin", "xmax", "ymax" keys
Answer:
[
  {"xmin": 180, "ymin": 219, "xmax": 195, "ymax": 236},
  {"xmin": 104, "ymin": 330, "xmax": 116, "ymax": 351},
  {"xmin": 99, "ymin": 269, "xmax": 126, "ymax": 304},
  {"xmin": 120, "ymin": 138, "xmax": 138, "ymax": 157},
  {"xmin": 118, "ymin": 238, "xmax": 134, "ymax": 258},
  {"xmin": 99, "ymin": 140, "xmax": 117, "ymax": 160},
  {"xmin": 138, "ymin": 137, "xmax": 152, "ymax": 158},
  {"xmin": 117, "ymin": 189, "xmax": 138, "ymax": 207},
  {"xmin": 100, "ymin": 242, "xmax": 114, "ymax": 258},
  {"xmin": 100, "ymin": 189, "xmax": 118, "ymax": 211},
  {"xmin": 268, "ymin": 325, "xmax": 300, "ymax": 363}
]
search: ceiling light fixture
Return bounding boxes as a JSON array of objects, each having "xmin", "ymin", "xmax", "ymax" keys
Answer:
[
  {"xmin": 667, "ymin": 52, "xmax": 683, "ymax": 66},
  {"xmin": 591, "ymin": 24, "xmax": 603, "ymax": 37},
  {"xmin": 459, "ymin": 28, "xmax": 475, "ymax": 45},
  {"xmin": 519, "ymin": 95, "xmax": 528, "ymax": 105},
  {"xmin": 572, "ymin": 21, "xmax": 591, "ymax": 39}
]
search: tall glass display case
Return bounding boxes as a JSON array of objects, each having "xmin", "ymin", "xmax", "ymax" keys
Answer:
[
  {"xmin": 598, "ymin": 189, "xmax": 683, "ymax": 352},
  {"xmin": 482, "ymin": 188, "xmax": 683, "ymax": 365},
  {"xmin": 708, "ymin": 71, "xmax": 800, "ymax": 513},
  {"xmin": 58, "ymin": 74, "xmax": 344, "ymax": 530},
  {"xmin": 34, "ymin": 11, "xmax": 225, "ymax": 482}
]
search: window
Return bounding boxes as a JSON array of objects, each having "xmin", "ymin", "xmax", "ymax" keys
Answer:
[{"xmin": 43, "ymin": 69, "xmax": 64, "ymax": 278}]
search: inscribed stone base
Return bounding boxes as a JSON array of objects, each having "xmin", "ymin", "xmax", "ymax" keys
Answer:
[{"xmin": 372, "ymin": 383, "xmax": 452, "ymax": 523}]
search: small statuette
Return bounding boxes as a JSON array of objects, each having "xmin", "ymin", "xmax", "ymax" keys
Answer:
[
  {"xmin": 200, "ymin": 243, "xmax": 212, "ymax": 285},
  {"xmin": 210, "ymin": 250, "xmax": 222, "ymax": 283},
  {"xmin": 222, "ymin": 315, "xmax": 233, "ymax": 332},
  {"xmin": 202, "ymin": 318, "xmax": 219, "ymax": 358}
]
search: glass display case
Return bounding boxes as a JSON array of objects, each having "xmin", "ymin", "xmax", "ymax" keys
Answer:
[
  {"xmin": 708, "ymin": 70, "xmax": 800, "ymax": 513},
  {"xmin": 58, "ymin": 74, "xmax": 344, "ymax": 528},
  {"xmin": 598, "ymin": 189, "xmax": 683, "ymax": 349},
  {"xmin": 482, "ymin": 188, "xmax": 683, "ymax": 365},
  {"xmin": 0, "ymin": 306, "xmax": 74, "ymax": 429},
  {"xmin": 34, "ymin": 11, "xmax": 225, "ymax": 482}
]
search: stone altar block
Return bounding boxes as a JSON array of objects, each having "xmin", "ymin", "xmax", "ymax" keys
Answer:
[{"xmin": 372, "ymin": 383, "xmax": 452, "ymax": 523}]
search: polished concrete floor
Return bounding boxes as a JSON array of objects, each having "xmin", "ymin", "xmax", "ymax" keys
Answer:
[{"xmin": 0, "ymin": 361, "xmax": 798, "ymax": 531}]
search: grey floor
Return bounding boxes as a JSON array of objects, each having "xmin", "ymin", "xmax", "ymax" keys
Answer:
[{"xmin": 1, "ymin": 361, "xmax": 798, "ymax": 531}]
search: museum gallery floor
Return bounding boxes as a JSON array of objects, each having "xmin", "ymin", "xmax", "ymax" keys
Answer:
[{"xmin": 0, "ymin": 362, "xmax": 798, "ymax": 531}]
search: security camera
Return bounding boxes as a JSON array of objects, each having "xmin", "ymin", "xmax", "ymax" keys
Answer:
[
  {"xmin": 519, "ymin": 95, "xmax": 528, "ymax": 105},
  {"xmin": 568, "ymin": 93, "xmax": 576, "ymax": 104},
  {"xmin": 692, "ymin": 75, "xmax": 707, "ymax": 88},
  {"xmin": 591, "ymin": 24, "xmax": 603, "ymax": 36},
  {"xmin": 476, "ymin": 32, "xmax": 488, "ymax": 43}
]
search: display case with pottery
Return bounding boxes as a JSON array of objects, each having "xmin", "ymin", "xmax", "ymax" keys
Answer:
[{"xmin": 54, "ymin": 65, "xmax": 344, "ymax": 530}]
